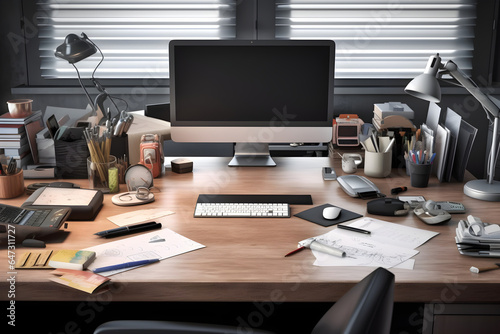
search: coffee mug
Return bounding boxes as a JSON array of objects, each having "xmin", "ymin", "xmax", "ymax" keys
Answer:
[{"xmin": 342, "ymin": 153, "xmax": 363, "ymax": 174}]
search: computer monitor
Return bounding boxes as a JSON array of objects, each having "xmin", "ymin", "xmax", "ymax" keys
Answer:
[{"xmin": 169, "ymin": 39, "xmax": 335, "ymax": 166}]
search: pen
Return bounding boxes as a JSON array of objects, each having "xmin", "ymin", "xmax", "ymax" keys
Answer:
[
  {"xmin": 284, "ymin": 246, "xmax": 306, "ymax": 257},
  {"xmin": 337, "ymin": 225, "xmax": 371, "ymax": 235},
  {"xmin": 95, "ymin": 221, "xmax": 161, "ymax": 238},
  {"xmin": 93, "ymin": 259, "xmax": 160, "ymax": 273}
]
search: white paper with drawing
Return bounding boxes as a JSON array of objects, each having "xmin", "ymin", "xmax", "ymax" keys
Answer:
[
  {"xmin": 84, "ymin": 228, "xmax": 205, "ymax": 276},
  {"xmin": 304, "ymin": 217, "xmax": 438, "ymax": 268}
]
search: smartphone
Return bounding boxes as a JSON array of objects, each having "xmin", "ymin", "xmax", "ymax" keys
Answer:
[
  {"xmin": 323, "ymin": 167, "xmax": 337, "ymax": 180},
  {"xmin": 46, "ymin": 115, "xmax": 60, "ymax": 138}
]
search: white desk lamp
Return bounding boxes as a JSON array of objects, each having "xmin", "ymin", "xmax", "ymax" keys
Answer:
[{"xmin": 405, "ymin": 53, "xmax": 500, "ymax": 201}]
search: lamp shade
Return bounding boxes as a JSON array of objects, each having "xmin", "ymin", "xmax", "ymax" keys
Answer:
[
  {"xmin": 54, "ymin": 33, "xmax": 96, "ymax": 64},
  {"xmin": 404, "ymin": 73, "xmax": 441, "ymax": 103},
  {"xmin": 404, "ymin": 54, "xmax": 443, "ymax": 103}
]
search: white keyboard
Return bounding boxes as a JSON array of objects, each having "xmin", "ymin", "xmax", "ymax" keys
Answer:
[{"xmin": 194, "ymin": 202, "xmax": 290, "ymax": 218}]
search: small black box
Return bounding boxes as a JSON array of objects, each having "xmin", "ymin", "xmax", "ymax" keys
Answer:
[{"xmin": 171, "ymin": 158, "xmax": 193, "ymax": 174}]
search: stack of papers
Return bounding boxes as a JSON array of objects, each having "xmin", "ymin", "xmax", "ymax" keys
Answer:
[
  {"xmin": 301, "ymin": 217, "xmax": 438, "ymax": 269},
  {"xmin": 456, "ymin": 216, "xmax": 500, "ymax": 257}
]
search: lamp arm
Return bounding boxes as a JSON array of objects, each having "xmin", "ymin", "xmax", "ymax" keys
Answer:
[
  {"xmin": 443, "ymin": 60, "xmax": 499, "ymax": 118},
  {"xmin": 444, "ymin": 60, "xmax": 499, "ymax": 183}
]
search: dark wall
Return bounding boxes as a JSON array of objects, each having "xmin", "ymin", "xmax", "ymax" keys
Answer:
[
  {"xmin": 0, "ymin": 1, "xmax": 26, "ymax": 111},
  {"xmin": 0, "ymin": 2, "xmax": 491, "ymax": 179}
]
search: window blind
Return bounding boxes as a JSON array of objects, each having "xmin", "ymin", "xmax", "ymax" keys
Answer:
[
  {"xmin": 37, "ymin": 0, "xmax": 237, "ymax": 79},
  {"xmin": 275, "ymin": 0, "xmax": 477, "ymax": 79}
]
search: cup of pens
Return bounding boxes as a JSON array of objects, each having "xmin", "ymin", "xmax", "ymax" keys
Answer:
[
  {"xmin": 84, "ymin": 126, "xmax": 119, "ymax": 193},
  {"xmin": 408, "ymin": 160, "xmax": 432, "ymax": 188},
  {"xmin": 0, "ymin": 159, "xmax": 24, "ymax": 199}
]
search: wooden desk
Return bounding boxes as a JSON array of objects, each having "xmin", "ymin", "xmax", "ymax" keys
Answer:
[{"xmin": 1, "ymin": 157, "xmax": 500, "ymax": 305}]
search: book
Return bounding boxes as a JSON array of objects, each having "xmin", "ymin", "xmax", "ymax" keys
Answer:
[
  {"xmin": 0, "ymin": 133, "xmax": 24, "ymax": 140},
  {"xmin": 0, "ymin": 134, "xmax": 28, "ymax": 148},
  {"xmin": 3, "ymin": 144, "xmax": 30, "ymax": 157},
  {"xmin": 0, "ymin": 110, "xmax": 42, "ymax": 124},
  {"xmin": 374, "ymin": 102, "xmax": 414, "ymax": 120},
  {"xmin": 0, "ymin": 123, "xmax": 25, "ymax": 134},
  {"xmin": 48, "ymin": 249, "xmax": 96, "ymax": 270},
  {"xmin": 50, "ymin": 269, "xmax": 111, "ymax": 294}
]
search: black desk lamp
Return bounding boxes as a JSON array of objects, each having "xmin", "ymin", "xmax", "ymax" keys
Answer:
[{"xmin": 55, "ymin": 33, "xmax": 122, "ymax": 121}]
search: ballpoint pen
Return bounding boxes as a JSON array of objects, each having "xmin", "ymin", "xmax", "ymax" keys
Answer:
[
  {"xmin": 93, "ymin": 259, "xmax": 160, "ymax": 273},
  {"xmin": 337, "ymin": 224, "xmax": 371, "ymax": 235},
  {"xmin": 94, "ymin": 221, "xmax": 161, "ymax": 238},
  {"xmin": 284, "ymin": 246, "xmax": 306, "ymax": 257}
]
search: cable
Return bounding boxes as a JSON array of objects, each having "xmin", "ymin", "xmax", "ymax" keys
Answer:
[
  {"xmin": 72, "ymin": 63, "xmax": 95, "ymax": 111},
  {"xmin": 84, "ymin": 33, "xmax": 125, "ymax": 118}
]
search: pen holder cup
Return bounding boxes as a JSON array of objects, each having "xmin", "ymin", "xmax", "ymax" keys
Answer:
[
  {"xmin": 364, "ymin": 151, "xmax": 392, "ymax": 178},
  {"xmin": 0, "ymin": 169, "xmax": 24, "ymax": 199},
  {"xmin": 409, "ymin": 161, "xmax": 432, "ymax": 188},
  {"xmin": 87, "ymin": 155, "xmax": 118, "ymax": 193}
]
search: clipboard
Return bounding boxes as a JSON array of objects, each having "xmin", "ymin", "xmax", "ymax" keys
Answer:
[{"xmin": 22, "ymin": 187, "xmax": 103, "ymax": 221}]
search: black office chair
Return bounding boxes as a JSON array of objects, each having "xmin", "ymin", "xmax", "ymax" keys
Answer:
[{"xmin": 94, "ymin": 267, "xmax": 394, "ymax": 334}]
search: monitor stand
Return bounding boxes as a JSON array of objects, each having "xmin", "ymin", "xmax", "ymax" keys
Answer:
[{"xmin": 228, "ymin": 143, "xmax": 276, "ymax": 167}]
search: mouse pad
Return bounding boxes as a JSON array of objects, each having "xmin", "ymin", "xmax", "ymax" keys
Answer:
[{"xmin": 294, "ymin": 203, "xmax": 363, "ymax": 227}]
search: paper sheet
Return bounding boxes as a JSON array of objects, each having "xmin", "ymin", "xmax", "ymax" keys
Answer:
[
  {"xmin": 302, "ymin": 217, "xmax": 438, "ymax": 269},
  {"xmin": 32, "ymin": 187, "xmax": 97, "ymax": 206},
  {"xmin": 107, "ymin": 208, "xmax": 175, "ymax": 227},
  {"xmin": 85, "ymin": 228, "xmax": 205, "ymax": 276}
]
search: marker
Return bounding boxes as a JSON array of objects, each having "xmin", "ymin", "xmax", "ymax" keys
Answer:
[
  {"xmin": 93, "ymin": 259, "xmax": 160, "ymax": 273},
  {"xmin": 391, "ymin": 186, "xmax": 408, "ymax": 195},
  {"xmin": 337, "ymin": 225, "xmax": 371, "ymax": 235},
  {"xmin": 429, "ymin": 153, "xmax": 437, "ymax": 164}
]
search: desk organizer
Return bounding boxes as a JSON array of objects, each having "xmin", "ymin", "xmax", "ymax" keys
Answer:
[
  {"xmin": 0, "ymin": 169, "xmax": 24, "ymax": 198},
  {"xmin": 55, "ymin": 137, "xmax": 89, "ymax": 179}
]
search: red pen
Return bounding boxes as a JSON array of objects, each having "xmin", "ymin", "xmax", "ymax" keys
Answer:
[{"xmin": 284, "ymin": 246, "xmax": 306, "ymax": 257}]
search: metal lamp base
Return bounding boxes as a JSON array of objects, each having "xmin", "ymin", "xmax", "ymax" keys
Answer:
[{"xmin": 464, "ymin": 179, "xmax": 500, "ymax": 201}]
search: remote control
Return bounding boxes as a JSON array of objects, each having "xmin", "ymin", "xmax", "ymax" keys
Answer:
[
  {"xmin": 323, "ymin": 167, "xmax": 337, "ymax": 180},
  {"xmin": 435, "ymin": 201, "xmax": 466, "ymax": 213}
]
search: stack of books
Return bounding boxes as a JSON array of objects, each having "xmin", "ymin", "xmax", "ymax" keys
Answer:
[
  {"xmin": 372, "ymin": 102, "xmax": 414, "ymax": 131},
  {"xmin": 456, "ymin": 215, "xmax": 500, "ymax": 257},
  {"xmin": 0, "ymin": 110, "xmax": 43, "ymax": 168}
]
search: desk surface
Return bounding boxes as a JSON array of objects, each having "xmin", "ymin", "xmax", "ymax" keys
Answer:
[{"xmin": 2, "ymin": 157, "xmax": 500, "ymax": 303}]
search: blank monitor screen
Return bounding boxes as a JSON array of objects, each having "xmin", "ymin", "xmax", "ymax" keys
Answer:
[{"xmin": 169, "ymin": 39, "xmax": 335, "ymax": 166}]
